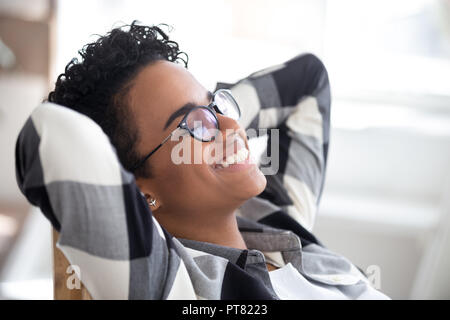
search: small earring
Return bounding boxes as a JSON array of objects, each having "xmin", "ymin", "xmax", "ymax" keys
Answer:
[{"xmin": 148, "ymin": 199, "xmax": 157, "ymax": 207}]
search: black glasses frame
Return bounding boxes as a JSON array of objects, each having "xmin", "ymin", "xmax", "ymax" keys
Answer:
[{"xmin": 131, "ymin": 89, "xmax": 240, "ymax": 172}]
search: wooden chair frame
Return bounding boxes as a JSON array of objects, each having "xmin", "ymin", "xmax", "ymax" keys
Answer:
[{"xmin": 52, "ymin": 229, "xmax": 92, "ymax": 300}]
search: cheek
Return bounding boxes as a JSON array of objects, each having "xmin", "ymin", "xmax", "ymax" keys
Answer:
[
  {"xmin": 152, "ymin": 141, "xmax": 218, "ymax": 206},
  {"xmin": 150, "ymin": 137, "xmax": 266, "ymax": 209}
]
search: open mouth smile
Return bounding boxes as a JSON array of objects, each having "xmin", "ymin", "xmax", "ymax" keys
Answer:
[{"xmin": 211, "ymin": 132, "xmax": 254, "ymax": 171}]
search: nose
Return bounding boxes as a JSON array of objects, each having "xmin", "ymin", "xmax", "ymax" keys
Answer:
[
  {"xmin": 215, "ymin": 113, "xmax": 247, "ymax": 148},
  {"xmin": 216, "ymin": 113, "xmax": 241, "ymax": 136}
]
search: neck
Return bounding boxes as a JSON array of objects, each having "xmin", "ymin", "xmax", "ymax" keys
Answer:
[{"xmin": 154, "ymin": 208, "xmax": 248, "ymax": 250}]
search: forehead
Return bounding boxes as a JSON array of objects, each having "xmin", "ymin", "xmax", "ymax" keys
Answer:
[
  {"xmin": 128, "ymin": 60, "xmax": 208, "ymax": 149},
  {"xmin": 130, "ymin": 60, "xmax": 207, "ymax": 123}
]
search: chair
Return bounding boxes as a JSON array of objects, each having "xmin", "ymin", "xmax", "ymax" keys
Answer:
[{"xmin": 52, "ymin": 229, "xmax": 92, "ymax": 300}]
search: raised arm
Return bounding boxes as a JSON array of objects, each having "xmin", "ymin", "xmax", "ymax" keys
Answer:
[
  {"xmin": 15, "ymin": 103, "xmax": 174, "ymax": 299},
  {"xmin": 222, "ymin": 53, "xmax": 331, "ymax": 231}
]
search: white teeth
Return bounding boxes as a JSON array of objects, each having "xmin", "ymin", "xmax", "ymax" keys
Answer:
[
  {"xmin": 236, "ymin": 148, "xmax": 248, "ymax": 163},
  {"xmin": 225, "ymin": 154, "xmax": 236, "ymax": 164},
  {"xmin": 219, "ymin": 148, "xmax": 249, "ymax": 168}
]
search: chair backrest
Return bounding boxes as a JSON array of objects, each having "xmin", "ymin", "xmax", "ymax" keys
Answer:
[{"xmin": 52, "ymin": 229, "xmax": 92, "ymax": 300}]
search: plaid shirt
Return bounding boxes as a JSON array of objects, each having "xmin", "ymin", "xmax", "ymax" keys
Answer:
[{"xmin": 16, "ymin": 54, "xmax": 386, "ymax": 299}]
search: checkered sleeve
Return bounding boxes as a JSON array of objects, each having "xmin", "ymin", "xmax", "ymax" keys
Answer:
[
  {"xmin": 15, "ymin": 102, "xmax": 190, "ymax": 299},
  {"xmin": 228, "ymin": 53, "xmax": 331, "ymax": 231}
]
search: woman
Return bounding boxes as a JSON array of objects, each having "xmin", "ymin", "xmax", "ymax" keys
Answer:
[{"xmin": 16, "ymin": 22, "xmax": 389, "ymax": 299}]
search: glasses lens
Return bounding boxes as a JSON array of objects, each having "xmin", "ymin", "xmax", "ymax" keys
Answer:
[
  {"xmin": 186, "ymin": 107, "xmax": 219, "ymax": 141},
  {"xmin": 214, "ymin": 90, "xmax": 241, "ymax": 120}
]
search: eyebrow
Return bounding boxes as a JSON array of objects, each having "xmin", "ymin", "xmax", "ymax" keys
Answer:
[{"xmin": 163, "ymin": 91, "xmax": 214, "ymax": 130}]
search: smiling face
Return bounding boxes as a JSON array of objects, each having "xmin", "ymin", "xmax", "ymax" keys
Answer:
[{"xmin": 130, "ymin": 60, "xmax": 266, "ymax": 224}]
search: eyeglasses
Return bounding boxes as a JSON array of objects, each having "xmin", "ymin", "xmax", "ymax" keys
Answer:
[{"xmin": 131, "ymin": 89, "xmax": 241, "ymax": 171}]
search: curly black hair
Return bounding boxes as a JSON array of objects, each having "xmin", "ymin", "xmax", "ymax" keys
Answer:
[{"xmin": 48, "ymin": 21, "xmax": 188, "ymax": 178}]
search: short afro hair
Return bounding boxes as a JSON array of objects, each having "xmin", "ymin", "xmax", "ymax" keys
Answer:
[{"xmin": 48, "ymin": 21, "xmax": 188, "ymax": 177}]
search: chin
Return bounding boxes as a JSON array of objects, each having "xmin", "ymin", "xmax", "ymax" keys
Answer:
[
  {"xmin": 206, "ymin": 154, "xmax": 267, "ymax": 202},
  {"xmin": 236, "ymin": 168, "xmax": 267, "ymax": 201}
]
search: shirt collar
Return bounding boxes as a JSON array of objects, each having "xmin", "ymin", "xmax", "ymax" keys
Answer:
[{"xmin": 177, "ymin": 216, "xmax": 302, "ymax": 268}]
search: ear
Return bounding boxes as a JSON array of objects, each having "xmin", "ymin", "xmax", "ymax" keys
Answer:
[
  {"xmin": 144, "ymin": 193, "xmax": 162, "ymax": 211},
  {"xmin": 136, "ymin": 178, "xmax": 162, "ymax": 211}
]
